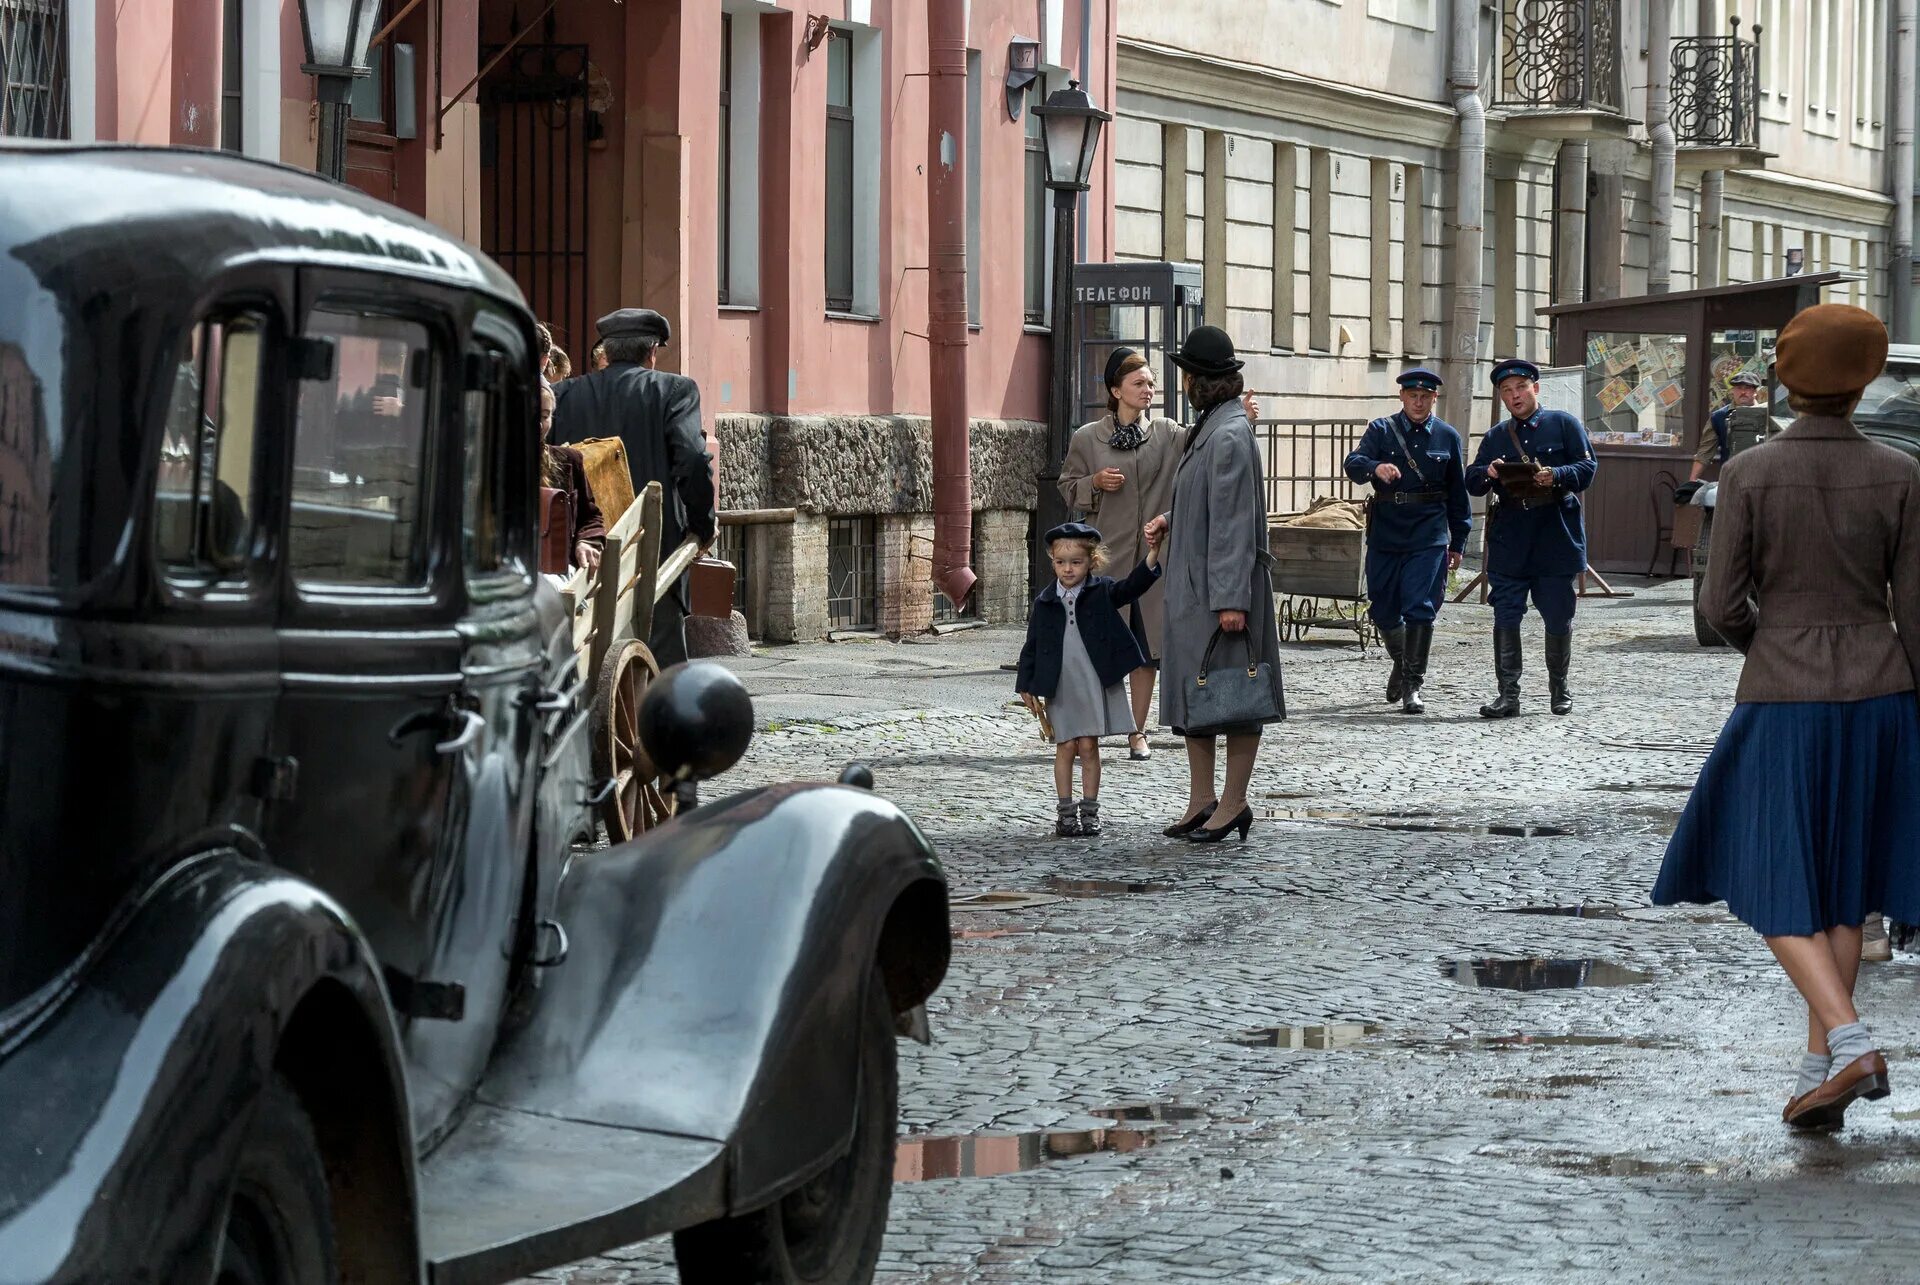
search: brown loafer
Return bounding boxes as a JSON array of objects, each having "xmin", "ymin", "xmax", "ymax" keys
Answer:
[{"xmin": 1784, "ymin": 1050, "xmax": 1890, "ymax": 1131}]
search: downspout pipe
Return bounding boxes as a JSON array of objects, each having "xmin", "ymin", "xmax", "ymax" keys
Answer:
[
  {"xmin": 1892, "ymin": 0, "xmax": 1917, "ymax": 341},
  {"xmin": 1647, "ymin": 0, "xmax": 1676, "ymax": 293},
  {"xmin": 1443, "ymin": 0, "xmax": 1485, "ymax": 428},
  {"xmin": 929, "ymin": 1, "xmax": 976, "ymax": 606}
]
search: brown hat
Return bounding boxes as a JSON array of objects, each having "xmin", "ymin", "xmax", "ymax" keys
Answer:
[{"xmin": 1775, "ymin": 303, "xmax": 1887, "ymax": 397}]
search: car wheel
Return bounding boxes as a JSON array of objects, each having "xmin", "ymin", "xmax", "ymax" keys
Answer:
[
  {"xmin": 215, "ymin": 1075, "xmax": 338, "ymax": 1285},
  {"xmin": 1691, "ymin": 512, "xmax": 1725, "ymax": 647},
  {"xmin": 672, "ymin": 965, "xmax": 898, "ymax": 1285}
]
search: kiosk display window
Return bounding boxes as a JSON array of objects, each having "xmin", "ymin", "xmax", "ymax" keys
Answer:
[{"xmin": 1582, "ymin": 331, "xmax": 1688, "ymax": 446}]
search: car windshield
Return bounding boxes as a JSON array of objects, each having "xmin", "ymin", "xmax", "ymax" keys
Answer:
[{"xmin": 1857, "ymin": 364, "xmax": 1920, "ymax": 432}]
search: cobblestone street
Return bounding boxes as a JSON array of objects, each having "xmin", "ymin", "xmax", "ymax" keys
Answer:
[{"xmin": 533, "ymin": 579, "xmax": 1920, "ymax": 1283}]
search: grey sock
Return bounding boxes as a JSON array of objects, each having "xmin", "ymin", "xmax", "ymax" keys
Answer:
[
  {"xmin": 1079, "ymin": 797, "xmax": 1099, "ymax": 814},
  {"xmin": 1797, "ymin": 1051, "xmax": 1833, "ymax": 1096},
  {"xmin": 1057, "ymin": 797, "xmax": 1074, "ymax": 810},
  {"xmin": 1827, "ymin": 1022, "xmax": 1875, "ymax": 1068}
]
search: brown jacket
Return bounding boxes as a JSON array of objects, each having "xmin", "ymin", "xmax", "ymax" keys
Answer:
[{"xmin": 1702, "ymin": 414, "xmax": 1920, "ymax": 702}]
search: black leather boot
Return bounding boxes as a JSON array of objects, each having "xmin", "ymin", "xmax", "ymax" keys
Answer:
[
  {"xmin": 1382, "ymin": 626, "xmax": 1406, "ymax": 703},
  {"xmin": 1401, "ymin": 623, "xmax": 1434, "ymax": 715},
  {"xmin": 1478, "ymin": 627, "xmax": 1523, "ymax": 719},
  {"xmin": 1545, "ymin": 632, "xmax": 1573, "ymax": 716}
]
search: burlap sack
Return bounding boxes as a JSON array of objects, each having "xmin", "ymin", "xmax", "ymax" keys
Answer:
[
  {"xmin": 1275, "ymin": 496, "xmax": 1367, "ymax": 530},
  {"xmin": 574, "ymin": 437, "xmax": 636, "ymax": 529}
]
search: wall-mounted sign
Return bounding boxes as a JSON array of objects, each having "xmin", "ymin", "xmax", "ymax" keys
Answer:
[{"xmin": 1005, "ymin": 37, "xmax": 1039, "ymax": 121}]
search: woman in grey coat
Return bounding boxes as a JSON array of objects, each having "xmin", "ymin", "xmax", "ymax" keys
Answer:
[{"xmin": 1144, "ymin": 326, "xmax": 1286, "ymax": 843}]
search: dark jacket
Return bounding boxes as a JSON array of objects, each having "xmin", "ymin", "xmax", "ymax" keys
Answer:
[
  {"xmin": 1701, "ymin": 414, "xmax": 1920, "ymax": 703},
  {"xmin": 1016, "ymin": 560, "xmax": 1162, "ymax": 699},
  {"xmin": 547, "ymin": 445, "xmax": 606, "ymax": 564},
  {"xmin": 1465, "ymin": 407, "xmax": 1597, "ymax": 578},
  {"xmin": 1342, "ymin": 413, "xmax": 1472, "ymax": 553},
  {"xmin": 551, "ymin": 362, "xmax": 716, "ymax": 603}
]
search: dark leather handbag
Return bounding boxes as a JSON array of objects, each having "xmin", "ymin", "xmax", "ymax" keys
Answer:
[
  {"xmin": 1187, "ymin": 627, "xmax": 1280, "ymax": 731},
  {"xmin": 538, "ymin": 485, "xmax": 574, "ymax": 575}
]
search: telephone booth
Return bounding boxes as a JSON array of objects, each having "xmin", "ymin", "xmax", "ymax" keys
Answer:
[{"xmin": 1071, "ymin": 262, "xmax": 1206, "ymax": 426}]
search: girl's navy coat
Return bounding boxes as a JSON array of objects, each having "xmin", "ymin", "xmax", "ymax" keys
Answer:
[{"xmin": 1016, "ymin": 560, "xmax": 1163, "ymax": 699}]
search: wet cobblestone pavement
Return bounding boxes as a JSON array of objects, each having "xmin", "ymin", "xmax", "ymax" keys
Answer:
[{"xmin": 525, "ymin": 579, "xmax": 1920, "ymax": 1283}]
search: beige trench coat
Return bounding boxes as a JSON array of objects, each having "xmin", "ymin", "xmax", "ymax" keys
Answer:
[{"xmin": 1059, "ymin": 413, "xmax": 1185, "ymax": 660}]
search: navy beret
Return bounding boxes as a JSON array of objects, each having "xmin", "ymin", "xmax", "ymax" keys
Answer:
[
  {"xmin": 1043, "ymin": 521, "xmax": 1102, "ymax": 547},
  {"xmin": 1104, "ymin": 347, "xmax": 1141, "ymax": 389},
  {"xmin": 596, "ymin": 307, "xmax": 672, "ymax": 345},
  {"xmin": 1490, "ymin": 358, "xmax": 1540, "ymax": 386},
  {"xmin": 1729, "ymin": 370, "xmax": 1765, "ymax": 388},
  {"xmin": 1397, "ymin": 367, "xmax": 1443, "ymax": 392}
]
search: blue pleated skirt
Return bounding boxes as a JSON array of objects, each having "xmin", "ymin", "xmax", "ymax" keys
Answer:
[{"xmin": 1652, "ymin": 692, "xmax": 1920, "ymax": 937}]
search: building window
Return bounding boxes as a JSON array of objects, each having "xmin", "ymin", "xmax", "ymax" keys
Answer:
[
  {"xmin": 1365, "ymin": 0, "xmax": 1435, "ymax": 30},
  {"xmin": 1853, "ymin": 0, "xmax": 1886, "ymax": 146},
  {"xmin": 1754, "ymin": 0, "xmax": 1789, "ymax": 123},
  {"xmin": 1805, "ymin": 0, "xmax": 1841, "ymax": 136},
  {"xmin": 1023, "ymin": 83, "xmax": 1051, "ymax": 325},
  {"xmin": 0, "ymin": 0, "xmax": 70, "ymax": 139},
  {"xmin": 220, "ymin": 0, "xmax": 243, "ymax": 151},
  {"xmin": 825, "ymin": 31, "xmax": 856, "ymax": 313},
  {"xmin": 719, "ymin": 12, "xmax": 733, "ymax": 304},
  {"xmin": 827, "ymin": 516, "xmax": 876, "ymax": 630}
]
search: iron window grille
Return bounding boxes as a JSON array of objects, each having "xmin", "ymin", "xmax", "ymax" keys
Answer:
[
  {"xmin": 1497, "ymin": 0, "xmax": 1622, "ymax": 115},
  {"xmin": 825, "ymin": 31, "xmax": 856, "ymax": 313},
  {"xmin": 0, "ymin": 0, "xmax": 70, "ymax": 139},
  {"xmin": 714, "ymin": 523, "xmax": 749, "ymax": 618},
  {"xmin": 718, "ymin": 12, "xmax": 732, "ymax": 305},
  {"xmin": 1254, "ymin": 417, "xmax": 1371, "ymax": 519},
  {"xmin": 1670, "ymin": 31, "xmax": 1761, "ymax": 150},
  {"xmin": 827, "ymin": 516, "xmax": 877, "ymax": 630}
]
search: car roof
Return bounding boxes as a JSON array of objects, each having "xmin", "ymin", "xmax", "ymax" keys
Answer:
[{"xmin": 0, "ymin": 141, "xmax": 524, "ymax": 307}]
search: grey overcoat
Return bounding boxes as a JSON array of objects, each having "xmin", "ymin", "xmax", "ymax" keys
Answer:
[
  {"xmin": 1158, "ymin": 399, "xmax": 1286, "ymax": 736},
  {"xmin": 1059, "ymin": 413, "xmax": 1185, "ymax": 660}
]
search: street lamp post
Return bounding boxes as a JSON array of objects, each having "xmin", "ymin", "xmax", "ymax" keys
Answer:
[
  {"xmin": 296, "ymin": 0, "xmax": 383, "ymax": 182},
  {"xmin": 1029, "ymin": 80, "xmax": 1111, "ymax": 594}
]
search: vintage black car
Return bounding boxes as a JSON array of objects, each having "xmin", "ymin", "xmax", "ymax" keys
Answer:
[{"xmin": 0, "ymin": 144, "xmax": 950, "ymax": 1284}]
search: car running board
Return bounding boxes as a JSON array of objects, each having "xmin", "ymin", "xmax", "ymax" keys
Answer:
[{"xmin": 419, "ymin": 1103, "xmax": 726, "ymax": 1285}]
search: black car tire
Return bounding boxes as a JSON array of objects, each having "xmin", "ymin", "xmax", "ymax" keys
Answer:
[
  {"xmin": 672, "ymin": 965, "xmax": 898, "ymax": 1285},
  {"xmin": 215, "ymin": 1074, "xmax": 338, "ymax": 1285},
  {"xmin": 1691, "ymin": 511, "xmax": 1726, "ymax": 647}
]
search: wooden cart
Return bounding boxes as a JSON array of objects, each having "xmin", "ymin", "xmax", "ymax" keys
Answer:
[
  {"xmin": 1268, "ymin": 517, "xmax": 1378, "ymax": 649},
  {"xmin": 554, "ymin": 465, "xmax": 702, "ymax": 842}
]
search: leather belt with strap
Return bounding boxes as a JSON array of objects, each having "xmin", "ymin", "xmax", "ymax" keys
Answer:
[
  {"xmin": 1499, "ymin": 492, "xmax": 1560, "ymax": 511},
  {"xmin": 1382, "ymin": 490, "xmax": 1446, "ymax": 506}
]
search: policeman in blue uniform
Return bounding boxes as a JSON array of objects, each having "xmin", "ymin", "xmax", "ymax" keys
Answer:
[
  {"xmin": 1465, "ymin": 358, "xmax": 1598, "ymax": 718},
  {"xmin": 1690, "ymin": 369, "xmax": 1764, "ymax": 482},
  {"xmin": 1343, "ymin": 367, "xmax": 1471, "ymax": 715}
]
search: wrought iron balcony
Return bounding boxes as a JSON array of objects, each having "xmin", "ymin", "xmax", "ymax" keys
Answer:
[
  {"xmin": 1670, "ymin": 24, "xmax": 1762, "ymax": 150},
  {"xmin": 1499, "ymin": 0, "xmax": 1624, "ymax": 116}
]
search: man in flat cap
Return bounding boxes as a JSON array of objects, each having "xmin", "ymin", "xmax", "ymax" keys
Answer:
[
  {"xmin": 552, "ymin": 307, "xmax": 716, "ymax": 667},
  {"xmin": 1466, "ymin": 357, "xmax": 1598, "ymax": 718},
  {"xmin": 1343, "ymin": 366, "xmax": 1471, "ymax": 714},
  {"xmin": 1691, "ymin": 369, "xmax": 1766, "ymax": 482}
]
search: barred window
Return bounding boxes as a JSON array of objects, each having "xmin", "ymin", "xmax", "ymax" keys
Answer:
[{"xmin": 0, "ymin": 0, "xmax": 70, "ymax": 140}]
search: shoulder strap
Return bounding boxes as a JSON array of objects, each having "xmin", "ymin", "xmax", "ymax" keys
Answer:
[
  {"xmin": 1503, "ymin": 418, "xmax": 1532, "ymax": 463},
  {"xmin": 1383, "ymin": 414, "xmax": 1431, "ymax": 485}
]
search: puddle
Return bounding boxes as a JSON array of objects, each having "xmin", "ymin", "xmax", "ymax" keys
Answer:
[
  {"xmin": 1494, "ymin": 905, "xmax": 1633, "ymax": 920},
  {"xmin": 1478, "ymin": 1032, "xmax": 1679, "ymax": 1049},
  {"xmin": 1488, "ymin": 1087, "xmax": 1570, "ymax": 1101},
  {"xmin": 1441, "ymin": 958, "xmax": 1654, "ymax": 991},
  {"xmin": 1233, "ymin": 1022, "xmax": 1383, "ymax": 1049},
  {"xmin": 1588, "ymin": 782, "xmax": 1696, "ymax": 794},
  {"xmin": 1540, "ymin": 1151, "xmax": 1719, "ymax": 1178},
  {"xmin": 1596, "ymin": 738, "xmax": 1716, "ymax": 755},
  {"xmin": 1044, "ymin": 877, "xmax": 1172, "ymax": 897},
  {"xmin": 1092, "ymin": 1102, "xmax": 1206, "ymax": 1123},
  {"xmin": 894, "ymin": 1126, "xmax": 1160, "ymax": 1181},
  {"xmin": 1263, "ymin": 809, "xmax": 1572, "ymax": 838},
  {"xmin": 952, "ymin": 926, "xmax": 1033, "ymax": 940},
  {"xmin": 951, "ymin": 891, "xmax": 1065, "ymax": 912}
]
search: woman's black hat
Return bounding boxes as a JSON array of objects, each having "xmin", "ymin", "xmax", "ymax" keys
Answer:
[
  {"xmin": 1171, "ymin": 325, "xmax": 1243, "ymax": 377},
  {"xmin": 1103, "ymin": 346, "xmax": 1140, "ymax": 389}
]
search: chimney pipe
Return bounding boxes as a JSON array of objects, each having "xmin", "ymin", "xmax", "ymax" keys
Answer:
[{"xmin": 928, "ymin": 1, "xmax": 977, "ymax": 607}]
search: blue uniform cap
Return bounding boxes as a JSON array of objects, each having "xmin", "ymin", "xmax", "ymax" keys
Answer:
[
  {"xmin": 1043, "ymin": 521, "xmax": 1102, "ymax": 547},
  {"xmin": 1397, "ymin": 367, "xmax": 1443, "ymax": 392},
  {"xmin": 1489, "ymin": 358, "xmax": 1540, "ymax": 386}
]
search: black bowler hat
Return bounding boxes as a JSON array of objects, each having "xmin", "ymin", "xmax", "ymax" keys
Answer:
[
  {"xmin": 1103, "ymin": 346, "xmax": 1141, "ymax": 389},
  {"xmin": 1397, "ymin": 366, "xmax": 1443, "ymax": 392},
  {"xmin": 1043, "ymin": 521, "xmax": 1102, "ymax": 547},
  {"xmin": 596, "ymin": 307, "xmax": 672, "ymax": 346},
  {"xmin": 1171, "ymin": 326, "xmax": 1243, "ymax": 377},
  {"xmin": 1489, "ymin": 357, "xmax": 1540, "ymax": 386}
]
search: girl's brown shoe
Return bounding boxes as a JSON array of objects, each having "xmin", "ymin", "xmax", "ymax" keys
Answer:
[{"xmin": 1784, "ymin": 1050, "xmax": 1890, "ymax": 1131}]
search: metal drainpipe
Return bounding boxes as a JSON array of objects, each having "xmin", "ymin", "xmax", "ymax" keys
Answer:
[
  {"xmin": 929, "ymin": 0, "xmax": 977, "ymax": 606},
  {"xmin": 1893, "ymin": 0, "xmax": 1917, "ymax": 340},
  {"xmin": 1443, "ymin": 0, "xmax": 1485, "ymax": 428},
  {"xmin": 1697, "ymin": 169, "xmax": 1724, "ymax": 288},
  {"xmin": 1647, "ymin": 0, "xmax": 1675, "ymax": 293}
]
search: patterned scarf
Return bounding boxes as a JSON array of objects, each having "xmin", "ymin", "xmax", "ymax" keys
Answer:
[{"xmin": 1108, "ymin": 414, "xmax": 1147, "ymax": 452}]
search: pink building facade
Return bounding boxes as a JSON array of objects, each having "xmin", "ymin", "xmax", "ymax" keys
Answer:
[{"xmin": 18, "ymin": 0, "xmax": 1118, "ymax": 638}]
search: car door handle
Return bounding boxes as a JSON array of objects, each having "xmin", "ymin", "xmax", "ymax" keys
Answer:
[
  {"xmin": 529, "ymin": 689, "xmax": 571, "ymax": 713},
  {"xmin": 435, "ymin": 709, "xmax": 485, "ymax": 755}
]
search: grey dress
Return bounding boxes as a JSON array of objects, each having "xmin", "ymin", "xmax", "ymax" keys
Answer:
[
  {"xmin": 1059, "ymin": 414, "xmax": 1186, "ymax": 660},
  {"xmin": 1157, "ymin": 399, "xmax": 1286, "ymax": 736},
  {"xmin": 1047, "ymin": 583, "xmax": 1134, "ymax": 743}
]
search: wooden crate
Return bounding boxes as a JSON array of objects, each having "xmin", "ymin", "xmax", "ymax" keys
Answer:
[{"xmin": 1268, "ymin": 519, "xmax": 1366, "ymax": 599}]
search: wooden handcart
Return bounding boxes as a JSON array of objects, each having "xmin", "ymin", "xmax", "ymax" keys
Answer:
[
  {"xmin": 1268, "ymin": 516, "xmax": 1379, "ymax": 650},
  {"xmin": 554, "ymin": 459, "xmax": 702, "ymax": 843}
]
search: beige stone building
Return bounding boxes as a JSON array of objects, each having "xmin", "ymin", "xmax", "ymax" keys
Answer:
[{"xmin": 1113, "ymin": 0, "xmax": 1908, "ymax": 466}]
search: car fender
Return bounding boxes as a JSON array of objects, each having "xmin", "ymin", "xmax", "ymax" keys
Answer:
[
  {"xmin": 0, "ymin": 851, "xmax": 419, "ymax": 1285},
  {"xmin": 1693, "ymin": 481, "xmax": 1717, "ymax": 510},
  {"xmin": 480, "ymin": 782, "xmax": 949, "ymax": 1214}
]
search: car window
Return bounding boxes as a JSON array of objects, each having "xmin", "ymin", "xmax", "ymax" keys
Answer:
[
  {"xmin": 1859, "ymin": 365, "xmax": 1920, "ymax": 429},
  {"xmin": 290, "ymin": 309, "xmax": 434, "ymax": 589},
  {"xmin": 156, "ymin": 312, "xmax": 267, "ymax": 587}
]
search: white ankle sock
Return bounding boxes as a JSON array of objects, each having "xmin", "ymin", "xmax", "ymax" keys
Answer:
[
  {"xmin": 1797, "ymin": 1051, "xmax": 1833, "ymax": 1096},
  {"xmin": 1826, "ymin": 1022, "xmax": 1875, "ymax": 1068}
]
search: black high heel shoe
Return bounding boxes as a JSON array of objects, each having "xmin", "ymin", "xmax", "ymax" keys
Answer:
[
  {"xmin": 1186, "ymin": 806, "xmax": 1253, "ymax": 844},
  {"xmin": 1162, "ymin": 803, "xmax": 1217, "ymax": 838}
]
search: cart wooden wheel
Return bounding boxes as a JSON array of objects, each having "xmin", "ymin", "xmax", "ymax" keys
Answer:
[{"xmin": 592, "ymin": 638, "xmax": 674, "ymax": 842}]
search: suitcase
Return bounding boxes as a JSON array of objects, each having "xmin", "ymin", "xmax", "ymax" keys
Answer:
[
  {"xmin": 538, "ymin": 485, "xmax": 574, "ymax": 575},
  {"xmin": 689, "ymin": 556, "xmax": 736, "ymax": 618},
  {"xmin": 572, "ymin": 437, "xmax": 636, "ymax": 529}
]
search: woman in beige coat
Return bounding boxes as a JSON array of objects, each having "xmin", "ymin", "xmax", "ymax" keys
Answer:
[{"xmin": 1059, "ymin": 349, "xmax": 1184, "ymax": 760}]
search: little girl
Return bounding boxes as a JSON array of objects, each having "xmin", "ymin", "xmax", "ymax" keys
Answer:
[{"xmin": 1016, "ymin": 521, "xmax": 1164, "ymax": 836}]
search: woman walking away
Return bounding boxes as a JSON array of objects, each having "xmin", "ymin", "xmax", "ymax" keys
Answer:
[
  {"xmin": 1653, "ymin": 303, "xmax": 1920, "ymax": 1131},
  {"xmin": 1143, "ymin": 326, "xmax": 1287, "ymax": 844},
  {"xmin": 1016, "ymin": 522, "xmax": 1164, "ymax": 837},
  {"xmin": 1060, "ymin": 348, "xmax": 1185, "ymax": 760}
]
